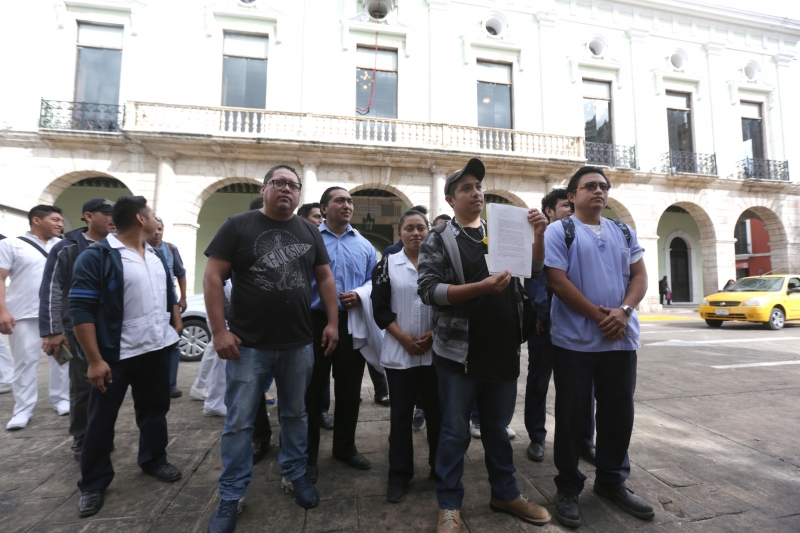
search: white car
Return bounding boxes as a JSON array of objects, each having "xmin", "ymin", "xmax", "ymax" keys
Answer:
[{"xmin": 179, "ymin": 293, "xmax": 210, "ymax": 362}]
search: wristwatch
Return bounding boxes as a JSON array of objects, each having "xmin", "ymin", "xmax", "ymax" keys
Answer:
[{"xmin": 620, "ymin": 305, "xmax": 634, "ymax": 317}]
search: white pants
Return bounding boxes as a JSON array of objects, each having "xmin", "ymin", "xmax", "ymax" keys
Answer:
[
  {"xmin": 193, "ymin": 340, "xmax": 218, "ymax": 390},
  {"xmin": 0, "ymin": 334, "xmax": 13, "ymax": 385},
  {"xmin": 203, "ymin": 343, "xmax": 227, "ymax": 414},
  {"xmin": 8, "ymin": 318, "xmax": 70, "ymax": 416}
]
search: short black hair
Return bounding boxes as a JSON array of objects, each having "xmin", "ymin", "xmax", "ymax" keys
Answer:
[
  {"xmin": 249, "ymin": 197, "xmax": 264, "ymax": 210},
  {"xmin": 263, "ymin": 164, "xmax": 301, "ymax": 185},
  {"xmin": 397, "ymin": 209, "xmax": 429, "ymax": 232},
  {"xmin": 541, "ymin": 188, "xmax": 569, "ymax": 222},
  {"xmin": 432, "ymin": 214, "xmax": 451, "ymax": 225},
  {"xmin": 320, "ymin": 186, "xmax": 347, "ymax": 207},
  {"xmin": 112, "ymin": 196, "xmax": 149, "ymax": 231},
  {"xmin": 566, "ymin": 166, "xmax": 611, "ymax": 211},
  {"xmin": 28, "ymin": 205, "xmax": 62, "ymax": 225},
  {"xmin": 409, "ymin": 205, "xmax": 429, "ymax": 215},
  {"xmin": 298, "ymin": 202, "xmax": 321, "ymax": 218}
]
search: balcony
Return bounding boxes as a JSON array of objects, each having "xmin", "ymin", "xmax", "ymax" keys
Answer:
[
  {"xmin": 736, "ymin": 158, "xmax": 789, "ymax": 181},
  {"xmin": 585, "ymin": 142, "xmax": 637, "ymax": 169},
  {"xmin": 39, "ymin": 99, "xmax": 124, "ymax": 132},
  {"xmin": 660, "ymin": 150, "xmax": 717, "ymax": 176},
  {"xmin": 118, "ymin": 102, "xmax": 584, "ymax": 160}
]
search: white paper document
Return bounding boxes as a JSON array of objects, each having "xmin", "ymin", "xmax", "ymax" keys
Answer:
[{"xmin": 487, "ymin": 203, "xmax": 533, "ymax": 278}]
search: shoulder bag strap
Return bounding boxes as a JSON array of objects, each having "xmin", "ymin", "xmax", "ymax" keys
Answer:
[{"xmin": 17, "ymin": 236, "xmax": 49, "ymax": 258}]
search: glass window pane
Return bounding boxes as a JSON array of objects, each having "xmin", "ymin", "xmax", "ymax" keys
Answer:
[
  {"xmin": 355, "ymin": 69, "xmax": 397, "ymax": 118},
  {"xmin": 666, "ymin": 91, "xmax": 690, "ymax": 109},
  {"xmin": 584, "ymin": 98, "xmax": 611, "ymax": 143},
  {"xmin": 78, "ymin": 23, "xmax": 123, "ymax": 48},
  {"xmin": 223, "ymin": 33, "xmax": 268, "ymax": 59},
  {"xmin": 477, "ymin": 82, "xmax": 511, "ymax": 129},
  {"xmin": 356, "ymin": 47, "xmax": 397, "ymax": 71},
  {"xmin": 740, "ymin": 101, "xmax": 761, "ymax": 119},
  {"xmin": 741, "ymin": 118, "xmax": 764, "ymax": 159},
  {"xmin": 582, "ymin": 80, "xmax": 610, "ymax": 99},
  {"xmin": 667, "ymin": 109, "xmax": 693, "ymax": 152},
  {"xmin": 476, "ymin": 61, "xmax": 511, "ymax": 84},
  {"xmin": 75, "ymin": 47, "xmax": 122, "ymax": 104},
  {"xmin": 222, "ymin": 56, "xmax": 267, "ymax": 108}
]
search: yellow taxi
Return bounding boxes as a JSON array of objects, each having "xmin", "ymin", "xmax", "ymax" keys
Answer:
[{"xmin": 699, "ymin": 275, "xmax": 800, "ymax": 330}]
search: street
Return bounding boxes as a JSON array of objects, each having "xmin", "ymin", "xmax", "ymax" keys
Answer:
[{"xmin": 1, "ymin": 312, "xmax": 799, "ymax": 532}]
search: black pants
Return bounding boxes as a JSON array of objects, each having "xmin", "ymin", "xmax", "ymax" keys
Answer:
[
  {"xmin": 65, "ymin": 331, "xmax": 91, "ymax": 445},
  {"xmin": 385, "ymin": 366, "xmax": 441, "ymax": 486},
  {"xmin": 525, "ymin": 332, "xmax": 594, "ymax": 448},
  {"xmin": 79, "ymin": 348, "xmax": 172, "ymax": 493},
  {"xmin": 253, "ymin": 393, "xmax": 272, "ymax": 445},
  {"xmin": 367, "ymin": 362, "xmax": 389, "ymax": 400},
  {"xmin": 306, "ymin": 311, "xmax": 366, "ymax": 465},
  {"xmin": 552, "ymin": 347, "xmax": 636, "ymax": 496}
]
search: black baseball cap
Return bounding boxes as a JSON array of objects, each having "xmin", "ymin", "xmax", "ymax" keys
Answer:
[
  {"xmin": 81, "ymin": 198, "xmax": 114, "ymax": 221},
  {"xmin": 444, "ymin": 158, "xmax": 485, "ymax": 196}
]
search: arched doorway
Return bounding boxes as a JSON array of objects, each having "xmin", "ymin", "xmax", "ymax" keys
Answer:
[
  {"xmin": 350, "ymin": 188, "xmax": 406, "ymax": 255},
  {"xmin": 657, "ymin": 204, "xmax": 709, "ymax": 302},
  {"xmin": 733, "ymin": 206, "xmax": 786, "ymax": 279},
  {"xmin": 668, "ymin": 236, "xmax": 691, "ymax": 302},
  {"xmin": 54, "ymin": 176, "xmax": 132, "ymax": 232}
]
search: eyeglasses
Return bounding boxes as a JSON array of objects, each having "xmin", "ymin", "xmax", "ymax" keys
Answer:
[
  {"xmin": 267, "ymin": 179, "xmax": 302, "ymax": 193},
  {"xmin": 574, "ymin": 182, "xmax": 610, "ymax": 192}
]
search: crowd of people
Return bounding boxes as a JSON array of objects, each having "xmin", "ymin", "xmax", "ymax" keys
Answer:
[{"xmin": 0, "ymin": 157, "xmax": 656, "ymax": 532}]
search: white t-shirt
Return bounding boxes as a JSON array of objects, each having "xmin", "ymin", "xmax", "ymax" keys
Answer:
[
  {"xmin": 107, "ymin": 235, "xmax": 180, "ymax": 360},
  {"xmin": 0, "ymin": 232, "xmax": 61, "ymax": 320}
]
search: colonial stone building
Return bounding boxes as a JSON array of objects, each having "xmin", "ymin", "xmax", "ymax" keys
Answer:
[{"xmin": 1, "ymin": 0, "xmax": 799, "ymax": 311}]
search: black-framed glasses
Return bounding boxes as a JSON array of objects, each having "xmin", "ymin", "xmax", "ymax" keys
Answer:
[
  {"xmin": 575, "ymin": 182, "xmax": 610, "ymax": 192},
  {"xmin": 267, "ymin": 179, "xmax": 302, "ymax": 192}
]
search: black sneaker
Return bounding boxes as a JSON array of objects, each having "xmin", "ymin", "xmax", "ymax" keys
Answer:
[
  {"xmin": 593, "ymin": 484, "xmax": 655, "ymax": 520},
  {"xmin": 554, "ymin": 493, "xmax": 581, "ymax": 528},
  {"xmin": 412, "ymin": 409, "xmax": 426, "ymax": 431},
  {"xmin": 386, "ymin": 483, "xmax": 405, "ymax": 503},
  {"xmin": 281, "ymin": 476, "xmax": 320, "ymax": 509},
  {"xmin": 170, "ymin": 387, "xmax": 182, "ymax": 399},
  {"xmin": 527, "ymin": 441, "xmax": 544, "ymax": 462},
  {"xmin": 208, "ymin": 498, "xmax": 238, "ymax": 533}
]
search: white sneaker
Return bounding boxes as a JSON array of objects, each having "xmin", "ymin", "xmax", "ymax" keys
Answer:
[
  {"xmin": 470, "ymin": 422, "xmax": 481, "ymax": 439},
  {"xmin": 0, "ymin": 383, "xmax": 11, "ymax": 394},
  {"xmin": 190, "ymin": 384, "xmax": 208, "ymax": 401},
  {"xmin": 6, "ymin": 412, "xmax": 31, "ymax": 430},
  {"xmin": 203, "ymin": 408, "xmax": 226, "ymax": 417},
  {"xmin": 54, "ymin": 400, "xmax": 70, "ymax": 416},
  {"xmin": 506, "ymin": 426, "xmax": 517, "ymax": 439}
]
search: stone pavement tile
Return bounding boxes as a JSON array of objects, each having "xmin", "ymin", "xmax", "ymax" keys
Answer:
[
  {"xmin": 647, "ymin": 468, "xmax": 704, "ymax": 488},
  {"xmin": 80, "ymin": 517, "xmax": 158, "ymax": 532},
  {"xmin": 462, "ymin": 509, "xmax": 528, "ymax": 532},
  {"xmin": 777, "ymin": 514, "xmax": 800, "ymax": 531},
  {"xmin": 27, "ymin": 523, "xmax": 85, "ymax": 533},
  {"xmin": 515, "ymin": 450, "xmax": 560, "ymax": 479},
  {"xmin": 357, "ymin": 492, "xmax": 438, "ymax": 532},
  {"xmin": 197, "ymin": 479, "xmax": 306, "ymax": 533},
  {"xmin": 0, "ymin": 496, "xmax": 66, "ymax": 533},
  {"xmin": 634, "ymin": 523, "xmax": 693, "ymax": 533},
  {"xmin": 27, "ymin": 463, "xmax": 81, "ymax": 498},
  {"xmin": 305, "ymin": 497, "xmax": 359, "ymax": 532},
  {"xmin": 164, "ymin": 482, "xmax": 217, "ymax": 515},
  {"xmin": 459, "ymin": 473, "xmax": 549, "ymax": 516},
  {"xmin": 676, "ymin": 485, "xmax": 752, "ymax": 515},
  {"xmin": 168, "ymin": 427, "xmax": 223, "ymax": 451},
  {"xmin": 0, "ymin": 456, "xmax": 72, "ymax": 501},
  {"xmin": 313, "ymin": 453, "xmax": 386, "ymax": 500},
  {"xmin": 683, "ymin": 511, "xmax": 798, "ymax": 533},
  {"xmin": 149, "ymin": 513, "xmax": 204, "ymax": 533}
]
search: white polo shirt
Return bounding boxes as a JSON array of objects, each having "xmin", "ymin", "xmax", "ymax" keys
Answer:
[
  {"xmin": 107, "ymin": 234, "xmax": 180, "ymax": 360},
  {"xmin": 0, "ymin": 232, "xmax": 61, "ymax": 320}
]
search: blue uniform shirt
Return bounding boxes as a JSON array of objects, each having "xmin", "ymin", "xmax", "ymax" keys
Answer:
[
  {"xmin": 310, "ymin": 221, "xmax": 378, "ymax": 311},
  {"xmin": 544, "ymin": 216, "xmax": 644, "ymax": 352}
]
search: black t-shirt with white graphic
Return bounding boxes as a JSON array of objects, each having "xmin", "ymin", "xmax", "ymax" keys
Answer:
[{"xmin": 205, "ymin": 210, "xmax": 330, "ymax": 349}]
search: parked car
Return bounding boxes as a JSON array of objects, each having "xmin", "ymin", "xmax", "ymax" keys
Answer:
[
  {"xmin": 180, "ymin": 293, "xmax": 210, "ymax": 361},
  {"xmin": 698, "ymin": 275, "xmax": 800, "ymax": 330}
]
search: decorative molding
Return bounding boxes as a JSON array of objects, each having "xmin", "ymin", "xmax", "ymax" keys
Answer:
[
  {"xmin": 728, "ymin": 78, "xmax": 777, "ymax": 108},
  {"xmin": 58, "ymin": 0, "xmax": 145, "ymax": 35},
  {"xmin": 627, "ymin": 27, "xmax": 650, "ymax": 43},
  {"xmin": 773, "ymin": 52, "xmax": 796, "ymax": 67},
  {"xmin": 535, "ymin": 10, "xmax": 557, "ymax": 28},
  {"xmin": 341, "ymin": 12, "xmax": 411, "ymax": 57},
  {"xmin": 426, "ymin": 0, "xmax": 450, "ymax": 10},
  {"xmin": 462, "ymin": 31, "xmax": 525, "ymax": 70},
  {"xmin": 205, "ymin": 1, "xmax": 283, "ymax": 42},
  {"xmin": 569, "ymin": 56, "xmax": 624, "ymax": 88},
  {"xmin": 704, "ymin": 41, "xmax": 726, "ymax": 56}
]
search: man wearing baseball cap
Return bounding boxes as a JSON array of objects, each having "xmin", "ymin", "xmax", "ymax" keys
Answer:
[
  {"xmin": 39, "ymin": 198, "xmax": 115, "ymax": 458},
  {"xmin": 418, "ymin": 158, "xmax": 551, "ymax": 531}
]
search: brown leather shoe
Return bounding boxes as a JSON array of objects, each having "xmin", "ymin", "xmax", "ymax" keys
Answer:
[
  {"xmin": 490, "ymin": 495, "xmax": 551, "ymax": 526},
  {"xmin": 437, "ymin": 508, "xmax": 461, "ymax": 532}
]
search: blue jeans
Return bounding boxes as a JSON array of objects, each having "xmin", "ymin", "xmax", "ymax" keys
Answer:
[
  {"xmin": 435, "ymin": 364, "xmax": 520, "ymax": 509},
  {"xmin": 218, "ymin": 344, "xmax": 314, "ymax": 500}
]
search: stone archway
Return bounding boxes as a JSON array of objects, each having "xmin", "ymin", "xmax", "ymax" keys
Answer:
[
  {"xmin": 40, "ymin": 170, "xmax": 139, "ymax": 206},
  {"xmin": 348, "ymin": 183, "xmax": 414, "ymax": 212},
  {"xmin": 605, "ymin": 197, "xmax": 637, "ymax": 231},
  {"xmin": 483, "ymin": 189, "xmax": 528, "ymax": 208},
  {"xmin": 733, "ymin": 205, "xmax": 788, "ymax": 276}
]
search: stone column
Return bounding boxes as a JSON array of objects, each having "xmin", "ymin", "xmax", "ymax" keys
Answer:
[
  {"xmin": 626, "ymin": 28, "xmax": 656, "ymax": 172},
  {"xmin": 430, "ymin": 166, "xmax": 451, "ymax": 218},
  {"xmin": 700, "ymin": 238, "xmax": 737, "ymax": 297},
  {"xmin": 171, "ymin": 222, "xmax": 200, "ymax": 296},
  {"xmin": 773, "ymin": 52, "xmax": 796, "ymax": 174},
  {"xmin": 299, "ymin": 160, "xmax": 319, "ymax": 206},
  {"xmin": 154, "ymin": 156, "xmax": 175, "ymax": 219},
  {"xmin": 638, "ymin": 235, "xmax": 662, "ymax": 313}
]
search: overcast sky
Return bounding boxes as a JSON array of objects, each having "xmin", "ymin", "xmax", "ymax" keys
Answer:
[{"xmin": 698, "ymin": 0, "xmax": 800, "ymax": 21}]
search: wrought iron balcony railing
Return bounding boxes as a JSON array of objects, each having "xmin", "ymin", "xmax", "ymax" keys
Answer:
[
  {"xmin": 585, "ymin": 142, "xmax": 637, "ymax": 169},
  {"xmin": 39, "ymin": 99, "xmax": 123, "ymax": 132},
  {"xmin": 735, "ymin": 158, "xmax": 789, "ymax": 181},
  {"xmin": 660, "ymin": 150, "xmax": 717, "ymax": 176}
]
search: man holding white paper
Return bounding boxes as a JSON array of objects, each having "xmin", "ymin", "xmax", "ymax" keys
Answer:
[{"xmin": 418, "ymin": 157, "xmax": 550, "ymax": 532}]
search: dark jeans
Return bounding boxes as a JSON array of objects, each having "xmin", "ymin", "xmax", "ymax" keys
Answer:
[
  {"xmin": 321, "ymin": 372, "xmax": 331, "ymax": 413},
  {"xmin": 253, "ymin": 393, "xmax": 272, "ymax": 445},
  {"xmin": 65, "ymin": 331, "xmax": 90, "ymax": 444},
  {"xmin": 78, "ymin": 348, "xmax": 171, "ymax": 493},
  {"xmin": 385, "ymin": 366, "xmax": 441, "ymax": 486},
  {"xmin": 525, "ymin": 332, "xmax": 594, "ymax": 449},
  {"xmin": 367, "ymin": 362, "xmax": 389, "ymax": 400},
  {"xmin": 169, "ymin": 345, "xmax": 180, "ymax": 389},
  {"xmin": 306, "ymin": 311, "xmax": 366, "ymax": 465},
  {"xmin": 435, "ymin": 363, "xmax": 519, "ymax": 510},
  {"xmin": 553, "ymin": 347, "xmax": 637, "ymax": 496}
]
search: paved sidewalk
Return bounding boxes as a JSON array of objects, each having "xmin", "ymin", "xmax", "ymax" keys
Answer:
[{"xmin": 1, "ymin": 327, "xmax": 799, "ymax": 532}]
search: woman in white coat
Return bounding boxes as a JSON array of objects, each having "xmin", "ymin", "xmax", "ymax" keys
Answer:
[{"xmin": 371, "ymin": 209, "xmax": 440, "ymax": 504}]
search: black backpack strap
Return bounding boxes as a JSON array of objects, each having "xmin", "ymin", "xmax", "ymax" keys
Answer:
[
  {"xmin": 17, "ymin": 236, "xmax": 49, "ymax": 258},
  {"xmin": 560, "ymin": 217, "xmax": 576, "ymax": 250},
  {"xmin": 607, "ymin": 218, "xmax": 632, "ymax": 247}
]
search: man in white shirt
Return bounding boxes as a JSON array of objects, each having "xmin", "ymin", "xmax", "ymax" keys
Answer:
[
  {"xmin": 70, "ymin": 196, "xmax": 184, "ymax": 517},
  {"xmin": 0, "ymin": 205, "xmax": 68, "ymax": 430}
]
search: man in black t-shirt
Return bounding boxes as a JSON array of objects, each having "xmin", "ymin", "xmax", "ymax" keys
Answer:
[
  {"xmin": 418, "ymin": 158, "xmax": 551, "ymax": 532},
  {"xmin": 204, "ymin": 165, "xmax": 341, "ymax": 533}
]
